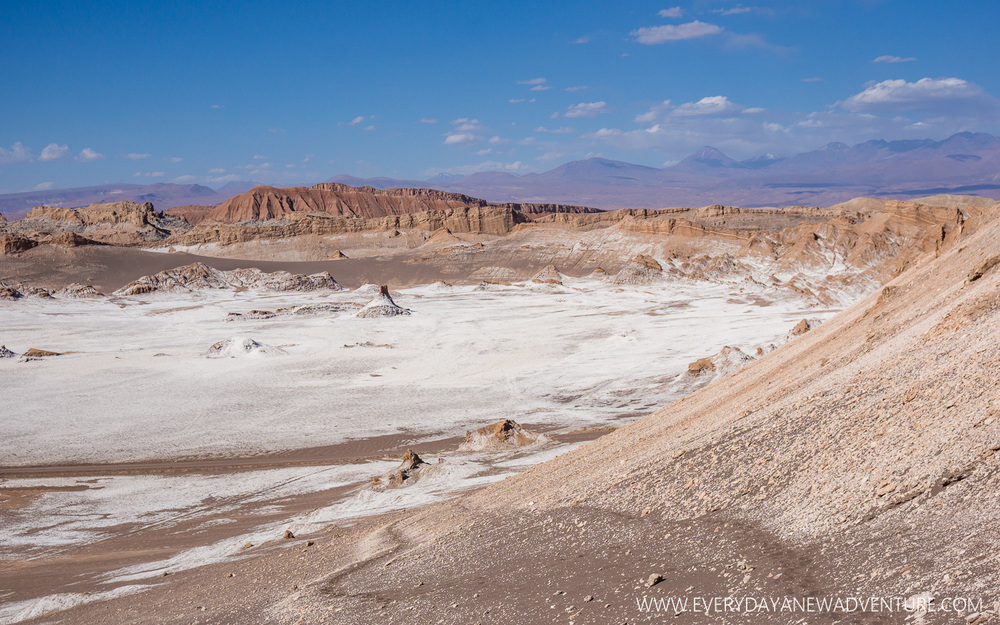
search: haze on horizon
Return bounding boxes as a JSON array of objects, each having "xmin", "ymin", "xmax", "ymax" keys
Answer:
[{"xmin": 1, "ymin": 0, "xmax": 999, "ymax": 193}]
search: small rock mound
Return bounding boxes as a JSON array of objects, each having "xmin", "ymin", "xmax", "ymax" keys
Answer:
[
  {"xmin": 328, "ymin": 250, "xmax": 348, "ymax": 259},
  {"xmin": 0, "ymin": 345, "xmax": 16, "ymax": 358},
  {"xmin": 459, "ymin": 419, "xmax": 546, "ymax": 452},
  {"xmin": 48, "ymin": 232, "xmax": 100, "ymax": 247},
  {"xmin": 206, "ymin": 337, "xmax": 285, "ymax": 358},
  {"xmin": 789, "ymin": 319, "xmax": 812, "ymax": 337},
  {"xmin": 610, "ymin": 254, "xmax": 663, "ymax": 285},
  {"xmin": 422, "ymin": 227, "xmax": 462, "ymax": 247},
  {"xmin": 55, "ymin": 283, "xmax": 104, "ymax": 298},
  {"xmin": 373, "ymin": 450, "xmax": 429, "ymax": 488},
  {"xmin": 20, "ymin": 348, "xmax": 64, "ymax": 362},
  {"xmin": 531, "ymin": 264, "xmax": 564, "ymax": 285},
  {"xmin": 0, "ymin": 282, "xmax": 21, "ymax": 300},
  {"xmin": 356, "ymin": 286, "xmax": 411, "ymax": 318}
]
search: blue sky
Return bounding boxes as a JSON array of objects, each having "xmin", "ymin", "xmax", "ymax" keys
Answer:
[{"xmin": 2, "ymin": 0, "xmax": 999, "ymax": 192}]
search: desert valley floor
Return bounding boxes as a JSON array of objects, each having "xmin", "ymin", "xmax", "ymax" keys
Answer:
[{"xmin": 2, "ymin": 188, "xmax": 999, "ymax": 624}]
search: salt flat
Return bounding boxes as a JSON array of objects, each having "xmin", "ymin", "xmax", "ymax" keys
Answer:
[
  {"xmin": 2, "ymin": 277, "xmax": 829, "ymax": 466},
  {"xmin": 0, "ymin": 274, "xmax": 834, "ymax": 619}
]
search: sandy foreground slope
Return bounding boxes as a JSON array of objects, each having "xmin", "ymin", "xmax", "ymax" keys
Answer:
[{"xmin": 4, "ymin": 197, "xmax": 1000, "ymax": 624}]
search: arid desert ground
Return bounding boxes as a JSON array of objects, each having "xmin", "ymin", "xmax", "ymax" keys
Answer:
[{"xmin": 2, "ymin": 187, "xmax": 999, "ymax": 624}]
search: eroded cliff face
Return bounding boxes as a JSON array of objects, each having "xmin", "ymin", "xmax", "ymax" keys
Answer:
[
  {"xmin": 7, "ymin": 201, "xmax": 191, "ymax": 245},
  {"xmin": 172, "ymin": 205, "xmax": 528, "ymax": 245},
  {"xmin": 205, "ymin": 183, "xmax": 596, "ymax": 223}
]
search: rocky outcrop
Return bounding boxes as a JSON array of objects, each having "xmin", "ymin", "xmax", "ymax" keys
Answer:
[
  {"xmin": 54, "ymin": 283, "xmax": 104, "ymax": 298},
  {"xmin": 0, "ymin": 345, "xmax": 16, "ymax": 358},
  {"xmin": 0, "ymin": 281, "xmax": 53, "ymax": 299},
  {"xmin": 373, "ymin": 450, "xmax": 429, "ymax": 488},
  {"xmin": 47, "ymin": 232, "xmax": 101, "ymax": 247},
  {"xmin": 0, "ymin": 233, "xmax": 37, "ymax": 254},
  {"xmin": 11, "ymin": 201, "xmax": 191, "ymax": 245},
  {"xmin": 113, "ymin": 262, "xmax": 343, "ymax": 296}
]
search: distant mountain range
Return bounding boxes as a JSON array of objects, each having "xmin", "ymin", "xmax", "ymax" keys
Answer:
[
  {"xmin": 327, "ymin": 132, "xmax": 1000, "ymax": 209},
  {"xmin": 0, "ymin": 181, "xmax": 261, "ymax": 220},
  {"xmin": 2, "ymin": 132, "xmax": 999, "ymax": 219}
]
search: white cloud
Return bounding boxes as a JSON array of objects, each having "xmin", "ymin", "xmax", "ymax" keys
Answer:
[
  {"xmin": 561, "ymin": 101, "xmax": 609, "ymax": 119},
  {"xmin": 713, "ymin": 6, "xmax": 754, "ymax": 15},
  {"xmin": 132, "ymin": 171, "xmax": 165, "ymax": 178},
  {"xmin": 252, "ymin": 155, "xmax": 267, "ymax": 160},
  {"xmin": 564, "ymin": 86, "xmax": 588, "ymax": 92},
  {"xmin": 476, "ymin": 148, "xmax": 493, "ymax": 156},
  {"xmin": 842, "ymin": 77, "xmax": 995, "ymax": 113},
  {"xmin": 802, "ymin": 77, "xmax": 823, "ymax": 83},
  {"xmin": 419, "ymin": 118, "xmax": 438, "ymax": 124},
  {"xmin": 39, "ymin": 143, "xmax": 69, "ymax": 161},
  {"xmin": 658, "ymin": 7, "xmax": 683, "ymax": 18},
  {"xmin": 509, "ymin": 98, "xmax": 536, "ymax": 103},
  {"xmin": 33, "ymin": 181, "xmax": 55, "ymax": 191},
  {"xmin": 167, "ymin": 156, "xmax": 183, "ymax": 163},
  {"xmin": 444, "ymin": 133, "xmax": 478, "ymax": 145},
  {"xmin": 444, "ymin": 118, "xmax": 487, "ymax": 145},
  {"xmin": 349, "ymin": 116, "xmax": 366, "ymax": 125},
  {"xmin": 673, "ymin": 95, "xmax": 741, "ymax": 117},
  {"xmin": 517, "ymin": 78, "xmax": 547, "ymax": 86},
  {"xmin": 535, "ymin": 126, "xmax": 577, "ymax": 134},
  {"xmin": 125, "ymin": 152, "xmax": 151, "ymax": 160},
  {"xmin": 530, "ymin": 84, "xmax": 552, "ymax": 91},
  {"xmin": 636, "ymin": 96, "xmax": 745, "ymax": 123},
  {"xmin": 0, "ymin": 142, "xmax": 32, "ymax": 165},
  {"xmin": 76, "ymin": 148, "xmax": 104, "ymax": 162},
  {"xmin": 874, "ymin": 55, "xmax": 916, "ymax": 64},
  {"xmin": 574, "ymin": 36, "xmax": 591, "ymax": 44},
  {"xmin": 453, "ymin": 118, "xmax": 484, "ymax": 132},
  {"xmin": 364, "ymin": 125, "xmax": 376, "ymax": 131},
  {"xmin": 631, "ymin": 21, "xmax": 723, "ymax": 44},
  {"xmin": 211, "ymin": 104, "xmax": 225, "ymax": 109},
  {"xmin": 209, "ymin": 168, "xmax": 226, "ymax": 174}
]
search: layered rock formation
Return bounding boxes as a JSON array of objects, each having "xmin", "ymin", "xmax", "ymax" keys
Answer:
[
  {"xmin": 206, "ymin": 183, "xmax": 597, "ymax": 223},
  {"xmin": 7, "ymin": 201, "xmax": 191, "ymax": 245},
  {"xmin": 172, "ymin": 205, "xmax": 528, "ymax": 246}
]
